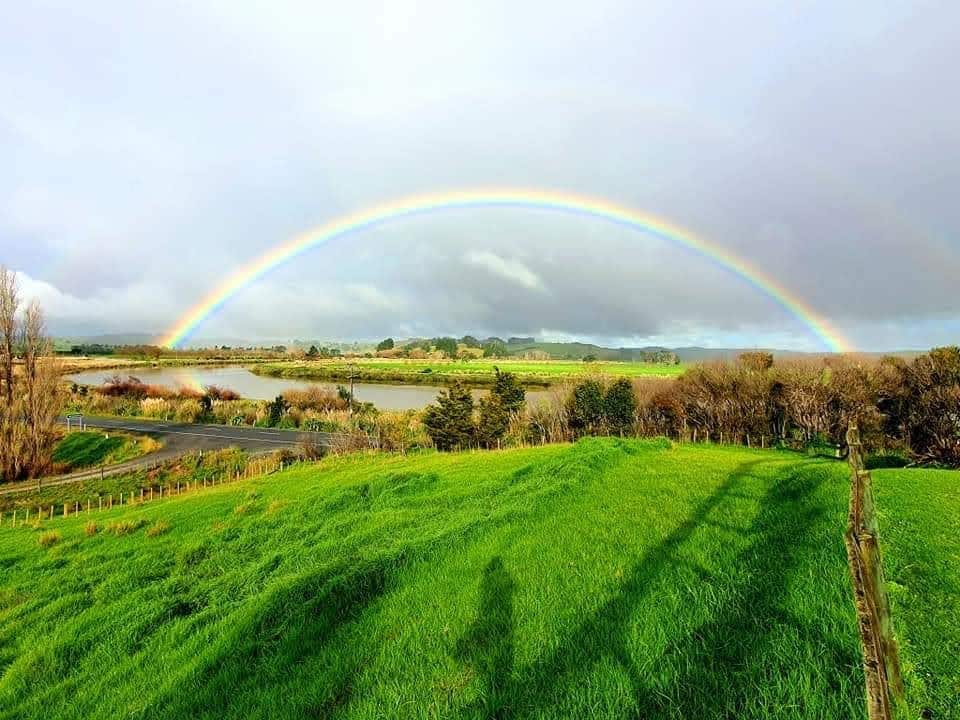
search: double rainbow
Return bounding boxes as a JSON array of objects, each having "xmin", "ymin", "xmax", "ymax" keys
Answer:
[{"xmin": 159, "ymin": 188, "xmax": 852, "ymax": 352}]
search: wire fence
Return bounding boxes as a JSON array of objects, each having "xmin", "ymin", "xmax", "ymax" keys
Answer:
[{"xmin": 0, "ymin": 451, "xmax": 303, "ymax": 528}]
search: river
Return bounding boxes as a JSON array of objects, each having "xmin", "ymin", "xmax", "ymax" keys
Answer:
[{"xmin": 66, "ymin": 366, "xmax": 550, "ymax": 411}]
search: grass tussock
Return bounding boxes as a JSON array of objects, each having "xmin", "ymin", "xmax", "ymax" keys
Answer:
[
  {"xmin": 105, "ymin": 519, "xmax": 143, "ymax": 536},
  {"xmin": 36, "ymin": 530, "xmax": 61, "ymax": 547},
  {"xmin": 145, "ymin": 520, "xmax": 170, "ymax": 537},
  {"xmin": 265, "ymin": 499, "xmax": 287, "ymax": 515},
  {"xmin": 84, "ymin": 521, "xmax": 98, "ymax": 536}
]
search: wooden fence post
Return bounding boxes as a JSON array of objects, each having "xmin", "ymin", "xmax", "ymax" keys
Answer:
[{"xmin": 845, "ymin": 424, "xmax": 907, "ymax": 720}]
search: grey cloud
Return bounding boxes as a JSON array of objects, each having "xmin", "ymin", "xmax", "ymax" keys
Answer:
[{"xmin": 2, "ymin": 1, "xmax": 958, "ymax": 350}]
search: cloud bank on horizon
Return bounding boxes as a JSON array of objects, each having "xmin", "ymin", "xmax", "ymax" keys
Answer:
[{"xmin": 2, "ymin": 1, "xmax": 958, "ymax": 350}]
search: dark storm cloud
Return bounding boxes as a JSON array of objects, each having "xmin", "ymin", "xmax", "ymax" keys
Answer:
[{"xmin": 2, "ymin": 1, "xmax": 958, "ymax": 350}]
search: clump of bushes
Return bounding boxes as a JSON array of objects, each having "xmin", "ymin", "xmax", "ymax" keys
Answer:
[
  {"xmin": 204, "ymin": 385, "xmax": 240, "ymax": 401},
  {"xmin": 281, "ymin": 386, "xmax": 347, "ymax": 412}
]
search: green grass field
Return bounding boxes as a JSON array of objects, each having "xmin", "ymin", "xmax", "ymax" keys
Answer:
[
  {"xmin": 253, "ymin": 358, "xmax": 685, "ymax": 386},
  {"xmin": 0, "ymin": 439, "xmax": 870, "ymax": 719},
  {"xmin": 51, "ymin": 431, "xmax": 157, "ymax": 471},
  {"xmin": 874, "ymin": 468, "xmax": 960, "ymax": 719}
]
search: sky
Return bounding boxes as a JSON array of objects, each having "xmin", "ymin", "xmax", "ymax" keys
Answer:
[{"xmin": 2, "ymin": 0, "xmax": 958, "ymax": 351}]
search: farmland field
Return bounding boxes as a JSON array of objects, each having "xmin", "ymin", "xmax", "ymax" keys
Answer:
[
  {"xmin": 253, "ymin": 357, "xmax": 685, "ymax": 386},
  {"xmin": 0, "ymin": 439, "xmax": 871, "ymax": 718},
  {"xmin": 873, "ymin": 468, "xmax": 960, "ymax": 719}
]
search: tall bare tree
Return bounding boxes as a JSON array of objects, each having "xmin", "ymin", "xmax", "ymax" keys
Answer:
[
  {"xmin": 0, "ymin": 266, "xmax": 64, "ymax": 482},
  {"xmin": 0, "ymin": 267, "xmax": 16, "ymax": 408}
]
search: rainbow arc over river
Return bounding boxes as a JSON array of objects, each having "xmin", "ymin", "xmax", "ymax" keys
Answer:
[{"xmin": 159, "ymin": 188, "xmax": 852, "ymax": 352}]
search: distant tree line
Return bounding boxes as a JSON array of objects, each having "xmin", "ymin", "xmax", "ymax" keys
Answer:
[
  {"xmin": 373, "ymin": 336, "xmax": 510, "ymax": 359},
  {"xmin": 305, "ymin": 345, "xmax": 343, "ymax": 359}
]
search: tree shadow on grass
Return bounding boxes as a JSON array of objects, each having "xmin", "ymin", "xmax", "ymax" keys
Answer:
[
  {"xmin": 480, "ymin": 459, "xmax": 860, "ymax": 718},
  {"xmin": 631, "ymin": 465, "xmax": 862, "ymax": 718},
  {"xmin": 144, "ymin": 561, "xmax": 390, "ymax": 719},
  {"xmin": 455, "ymin": 556, "xmax": 516, "ymax": 719}
]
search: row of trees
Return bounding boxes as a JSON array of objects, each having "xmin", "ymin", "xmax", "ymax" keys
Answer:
[
  {"xmin": 422, "ymin": 350, "xmax": 960, "ymax": 466},
  {"xmin": 541, "ymin": 350, "xmax": 959, "ymax": 465},
  {"xmin": 0, "ymin": 267, "xmax": 64, "ymax": 482},
  {"xmin": 422, "ymin": 368, "xmax": 525, "ymax": 449}
]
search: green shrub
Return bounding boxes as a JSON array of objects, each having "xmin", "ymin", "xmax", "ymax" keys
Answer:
[{"xmin": 866, "ymin": 452, "xmax": 910, "ymax": 470}]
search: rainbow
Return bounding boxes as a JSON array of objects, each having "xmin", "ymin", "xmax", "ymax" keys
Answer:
[{"xmin": 159, "ymin": 188, "xmax": 852, "ymax": 352}]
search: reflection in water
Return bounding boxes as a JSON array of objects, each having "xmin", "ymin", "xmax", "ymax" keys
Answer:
[{"xmin": 67, "ymin": 366, "xmax": 548, "ymax": 411}]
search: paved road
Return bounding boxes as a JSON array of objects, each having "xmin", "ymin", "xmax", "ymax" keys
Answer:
[
  {"xmin": 0, "ymin": 416, "xmax": 360, "ymax": 496},
  {"xmin": 67, "ymin": 416, "xmax": 347, "ymax": 453}
]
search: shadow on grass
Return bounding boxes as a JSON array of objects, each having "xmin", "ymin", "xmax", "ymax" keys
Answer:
[
  {"xmin": 147, "ymin": 561, "xmax": 389, "ymax": 719},
  {"xmin": 472, "ymin": 459, "xmax": 860, "ymax": 718},
  {"xmin": 456, "ymin": 556, "xmax": 516, "ymax": 718}
]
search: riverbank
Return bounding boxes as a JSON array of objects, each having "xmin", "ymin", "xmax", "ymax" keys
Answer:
[
  {"xmin": 252, "ymin": 358, "xmax": 685, "ymax": 386},
  {"xmin": 58, "ymin": 356, "xmax": 277, "ymax": 374}
]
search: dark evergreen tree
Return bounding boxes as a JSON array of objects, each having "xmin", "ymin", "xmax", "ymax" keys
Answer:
[
  {"xmin": 567, "ymin": 379, "xmax": 604, "ymax": 435},
  {"xmin": 477, "ymin": 395, "xmax": 509, "ymax": 448},
  {"xmin": 491, "ymin": 367, "xmax": 525, "ymax": 414},
  {"xmin": 267, "ymin": 394, "xmax": 289, "ymax": 427},
  {"xmin": 423, "ymin": 382, "xmax": 476, "ymax": 450},
  {"xmin": 603, "ymin": 378, "xmax": 636, "ymax": 434}
]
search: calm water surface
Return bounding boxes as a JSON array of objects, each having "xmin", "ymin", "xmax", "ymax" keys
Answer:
[{"xmin": 67, "ymin": 366, "xmax": 549, "ymax": 411}]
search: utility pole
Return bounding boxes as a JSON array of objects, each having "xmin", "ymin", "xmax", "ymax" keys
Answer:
[{"xmin": 347, "ymin": 363, "xmax": 359, "ymax": 417}]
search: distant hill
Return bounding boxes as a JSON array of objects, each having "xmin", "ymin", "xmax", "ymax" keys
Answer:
[
  {"xmin": 56, "ymin": 332, "xmax": 927, "ymax": 361},
  {"xmin": 503, "ymin": 341, "xmax": 677, "ymax": 362}
]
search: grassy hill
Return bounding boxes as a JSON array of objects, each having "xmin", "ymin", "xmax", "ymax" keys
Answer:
[
  {"xmin": 52, "ymin": 431, "xmax": 159, "ymax": 472},
  {"xmin": 0, "ymin": 439, "xmax": 878, "ymax": 719}
]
